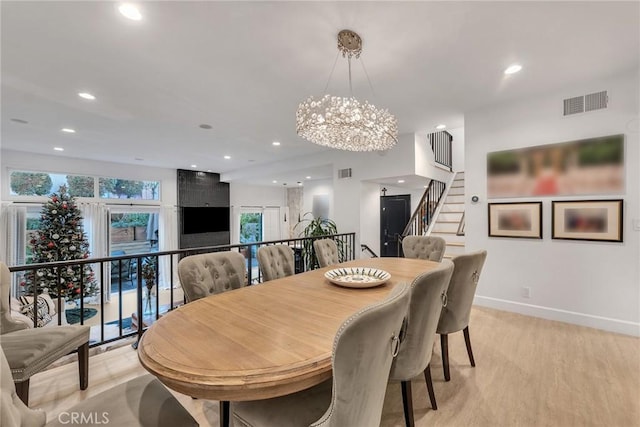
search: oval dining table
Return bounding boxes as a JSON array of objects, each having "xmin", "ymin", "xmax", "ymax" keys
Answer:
[{"xmin": 137, "ymin": 257, "xmax": 440, "ymax": 426}]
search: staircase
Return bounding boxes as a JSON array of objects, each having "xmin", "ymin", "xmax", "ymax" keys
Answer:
[{"xmin": 430, "ymin": 171, "xmax": 466, "ymax": 259}]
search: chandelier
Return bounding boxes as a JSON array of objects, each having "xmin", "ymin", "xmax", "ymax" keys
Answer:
[{"xmin": 296, "ymin": 30, "xmax": 398, "ymax": 152}]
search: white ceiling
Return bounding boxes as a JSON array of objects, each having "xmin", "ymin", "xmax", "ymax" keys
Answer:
[{"xmin": 1, "ymin": 1, "xmax": 638, "ymax": 186}]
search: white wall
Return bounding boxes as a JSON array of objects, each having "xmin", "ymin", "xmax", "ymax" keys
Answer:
[
  {"xmin": 449, "ymin": 127, "xmax": 465, "ymax": 172},
  {"xmin": 465, "ymin": 69, "xmax": 639, "ymax": 335},
  {"xmin": 229, "ymin": 182, "xmax": 285, "ymax": 209}
]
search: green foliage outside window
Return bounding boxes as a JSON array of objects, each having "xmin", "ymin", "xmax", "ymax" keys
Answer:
[
  {"xmin": 10, "ymin": 172, "xmax": 53, "ymax": 196},
  {"xmin": 66, "ymin": 175, "xmax": 95, "ymax": 197}
]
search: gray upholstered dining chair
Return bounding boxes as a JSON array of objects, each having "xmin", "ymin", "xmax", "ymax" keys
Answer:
[
  {"xmin": 437, "ymin": 250, "xmax": 487, "ymax": 381},
  {"xmin": 232, "ymin": 282, "xmax": 412, "ymax": 427},
  {"xmin": 313, "ymin": 239, "xmax": 339, "ymax": 268},
  {"xmin": 177, "ymin": 251, "xmax": 246, "ymax": 302},
  {"xmin": 389, "ymin": 260, "xmax": 454, "ymax": 426},
  {"xmin": 402, "ymin": 235, "xmax": 446, "ymax": 262},
  {"xmin": 0, "ymin": 262, "xmax": 89, "ymax": 406},
  {"xmin": 0, "ymin": 346, "xmax": 198, "ymax": 427},
  {"xmin": 256, "ymin": 245, "xmax": 295, "ymax": 282}
]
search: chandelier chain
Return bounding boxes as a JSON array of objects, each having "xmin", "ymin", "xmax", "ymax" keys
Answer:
[{"xmin": 323, "ymin": 51, "xmax": 340, "ymax": 95}]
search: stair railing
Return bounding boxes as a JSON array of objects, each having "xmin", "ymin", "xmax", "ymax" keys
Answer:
[
  {"xmin": 360, "ymin": 244, "xmax": 379, "ymax": 258},
  {"xmin": 401, "ymin": 179, "xmax": 447, "ymax": 239}
]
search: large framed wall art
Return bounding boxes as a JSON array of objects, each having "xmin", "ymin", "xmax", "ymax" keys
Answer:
[
  {"xmin": 487, "ymin": 134, "xmax": 624, "ymax": 198},
  {"xmin": 551, "ymin": 199, "xmax": 623, "ymax": 242},
  {"xmin": 488, "ymin": 202, "xmax": 542, "ymax": 239}
]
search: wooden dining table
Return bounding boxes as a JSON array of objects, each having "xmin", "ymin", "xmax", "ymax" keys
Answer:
[{"xmin": 137, "ymin": 257, "xmax": 440, "ymax": 425}]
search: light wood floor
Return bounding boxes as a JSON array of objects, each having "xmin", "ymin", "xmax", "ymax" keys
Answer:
[{"xmin": 28, "ymin": 306, "xmax": 640, "ymax": 426}]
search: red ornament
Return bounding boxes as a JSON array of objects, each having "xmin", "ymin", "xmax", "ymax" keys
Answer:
[
  {"xmin": 75, "ymin": 289, "xmax": 81, "ymax": 294},
  {"xmin": 47, "ymin": 242, "xmax": 55, "ymax": 248},
  {"xmin": 83, "ymin": 253, "xmax": 89, "ymax": 258},
  {"xmin": 52, "ymin": 196, "xmax": 58, "ymax": 202}
]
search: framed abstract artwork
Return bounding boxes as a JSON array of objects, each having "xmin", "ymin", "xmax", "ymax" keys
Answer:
[
  {"xmin": 487, "ymin": 134, "xmax": 624, "ymax": 198},
  {"xmin": 552, "ymin": 199, "xmax": 623, "ymax": 242},
  {"xmin": 488, "ymin": 202, "xmax": 542, "ymax": 239}
]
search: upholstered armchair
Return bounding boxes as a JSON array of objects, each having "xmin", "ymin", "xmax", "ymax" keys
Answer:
[
  {"xmin": 0, "ymin": 347, "xmax": 198, "ymax": 427},
  {"xmin": 402, "ymin": 236, "xmax": 446, "ymax": 262},
  {"xmin": 177, "ymin": 251, "xmax": 246, "ymax": 302},
  {"xmin": 389, "ymin": 260, "xmax": 454, "ymax": 426},
  {"xmin": 437, "ymin": 250, "xmax": 488, "ymax": 381},
  {"xmin": 232, "ymin": 282, "xmax": 411, "ymax": 427},
  {"xmin": 313, "ymin": 239, "xmax": 339, "ymax": 268},
  {"xmin": 0, "ymin": 262, "xmax": 89, "ymax": 405},
  {"xmin": 257, "ymin": 245, "xmax": 295, "ymax": 282}
]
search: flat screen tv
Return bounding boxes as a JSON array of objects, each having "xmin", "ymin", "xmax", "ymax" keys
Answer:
[{"xmin": 182, "ymin": 207, "xmax": 230, "ymax": 234}]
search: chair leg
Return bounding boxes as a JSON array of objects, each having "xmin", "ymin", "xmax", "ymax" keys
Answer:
[
  {"xmin": 220, "ymin": 400, "xmax": 230, "ymax": 427},
  {"xmin": 400, "ymin": 380, "xmax": 415, "ymax": 427},
  {"xmin": 78, "ymin": 342, "xmax": 89, "ymax": 390},
  {"xmin": 440, "ymin": 334, "xmax": 450, "ymax": 381},
  {"xmin": 15, "ymin": 379, "xmax": 30, "ymax": 405},
  {"xmin": 423, "ymin": 364, "xmax": 437, "ymax": 410},
  {"xmin": 463, "ymin": 326, "xmax": 476, "ymax": 367}
]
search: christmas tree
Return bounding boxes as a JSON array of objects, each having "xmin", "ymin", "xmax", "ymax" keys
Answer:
[{"xmin": 23, "ymin": 185, "xmax": 98, "ymax": 301}]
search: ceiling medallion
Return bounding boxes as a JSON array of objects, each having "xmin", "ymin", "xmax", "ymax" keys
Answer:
[{"xmin": 296, "ymin": 30, "xmax": 398, "ymax": 152}]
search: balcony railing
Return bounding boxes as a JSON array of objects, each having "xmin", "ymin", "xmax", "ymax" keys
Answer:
[{"xmin": 7, "ymin": 233, "xmax": 356, "ymax": 348}]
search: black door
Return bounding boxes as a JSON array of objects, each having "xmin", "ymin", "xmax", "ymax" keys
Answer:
[{"xmin": 380, "ymin": 195, "xmax": 411, "ymax": 257}]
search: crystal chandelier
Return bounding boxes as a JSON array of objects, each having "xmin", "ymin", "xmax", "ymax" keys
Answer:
[{"xmin": 296, "ymin": 30, "xmax": 398, "ymax": 152}]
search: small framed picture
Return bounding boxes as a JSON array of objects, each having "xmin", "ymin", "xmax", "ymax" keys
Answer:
[
  {"xmin": 552, "ymin": 199, "xmax": 623, "ymax": 242},
  {"xmin": 488, "ymin": 202, "xmax": 542, "ymax": 239}
]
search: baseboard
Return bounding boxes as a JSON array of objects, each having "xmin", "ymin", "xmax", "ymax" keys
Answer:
[{"xmin": 474, "ymin": 295, "xmax": 640, "ymax": 336}]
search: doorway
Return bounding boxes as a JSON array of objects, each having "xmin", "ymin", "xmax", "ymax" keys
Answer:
[{"xmin": 380, "ymin": 195, "xmax": 411, "ymax": 257}]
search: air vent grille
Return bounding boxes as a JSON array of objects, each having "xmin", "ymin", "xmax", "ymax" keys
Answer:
[
  {"xmin": 563, "ymin": 90, "xmax": 607, "ymax": 116},
  {"xmin": 338, "ymin": 168, "xmax": 352, "ymax": 179},
  {"xmin": 585, "ymin": 91, "xmax": 608, "ymax": 112},
  {"xmin": 564, "ymin": 96, "xmax": 584, "ymax": 115}
]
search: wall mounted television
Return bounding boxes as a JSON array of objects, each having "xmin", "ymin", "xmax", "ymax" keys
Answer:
[{"xmin": 182, "ymin": 207, "xmax": 230, "ymax": 234}]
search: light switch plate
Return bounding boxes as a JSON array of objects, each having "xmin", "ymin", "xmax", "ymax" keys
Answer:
[{"xmin": 634, "ymin": 219, "xmax": 640, "ymax": 231}]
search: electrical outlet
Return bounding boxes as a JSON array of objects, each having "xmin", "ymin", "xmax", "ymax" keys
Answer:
[
  {"xmin": 633, "ymin": 219, "xmax": 640, "ymax": 231},
  {"xmin": 522, "ymin": 286, "xmax": 531, "ymax": 298}
]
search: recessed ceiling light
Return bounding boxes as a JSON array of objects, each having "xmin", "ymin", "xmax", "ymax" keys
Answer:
[
  {"xmin": 398, "ymin": 179, "xmax": 405, "ymax": 183},
  {"xmin": 118, "ymin": 3, "xmax": 142, "ymax": 21},
  {"xmin": 435, "ymin": 124, "xmax": 446, "ymax": 130},
  {"xmin": 61, "ymin": 128, "xmax": 76, "ymax": 133},
  {"xmin": 53, "ymin": 147, "xmax": 64, "ymax": 152},
  {"xmin": 272, "ymin": 141, "xmax": 281, "ymax": 146},
  {"xmin": 272, "ymin": 180, "xmax": 277, "ymax": 184},
  {"xmin": 305, "ymin": 176, "xmax": 311, "ymax": 179},
  {"xmin": 207, "ymin": 169, "xmax": 212, "ymax": 172},
  {"xmin": 504, "ymin": 64, "xmax": 522, "ymax": 75},
  {"xmin": 78, "ymin": 92, "xmax": 96, "ymax": 100},
  {"xmin": 199, "ymin": 124, "xmax": 212, "ymax": 129},
  {"xmin": 224, "ymin": 155, "xmax": 231, "ymax": 160},
  {"xmin": 297, "ymin": 182, "xmax": 302, "ymax": 185},
  {"xmin": 10, "ymin": 118, "xmax": 28, "ymax": 124},
  {"xmin": 191, "ymin": 164, "xmax": 197, "ymax": 168}
]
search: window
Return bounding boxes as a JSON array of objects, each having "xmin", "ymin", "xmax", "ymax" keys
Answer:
[
  {"xmin": 99, "ymin": 178, "xmax": 160, "ymax": 200},
  {"xmin": 10, "ymin": 171, "xmax": 95, "ymax": 198}
]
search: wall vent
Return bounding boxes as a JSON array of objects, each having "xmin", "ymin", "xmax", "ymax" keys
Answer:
[
  {"xmin": 585, "ymin": 91, "xmax": 608, "ymax": 112},
  {"xmin": 338, "ymin": 168, "xmax": 352, "ymax": 179},
  {"xmin": 563, "ymin": 91, "xmax": 607, "ymax": 116}
]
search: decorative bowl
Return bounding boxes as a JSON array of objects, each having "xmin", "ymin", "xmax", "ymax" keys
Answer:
[{"xmin": 324, "ymin": 267, "xmax": 391, "ymax": 289}]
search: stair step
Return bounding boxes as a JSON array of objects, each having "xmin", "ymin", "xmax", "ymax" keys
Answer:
[
  {"xmin": 450, "ymin": 185, "xmax": 464, "ymax": 189},
  {"xmin": 446, "ymin": 242, "xmax": 465, "ymax": 247},
  {"xmin": 431, "ymin": 231, "xmax": 457, "ymax": 235},
  {"xmin": 445, "ymin": 202, "xmax": 465, "ymax": 205}
]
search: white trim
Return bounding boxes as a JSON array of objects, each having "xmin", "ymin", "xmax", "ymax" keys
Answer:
[{"xmin": 474, "ymin": 295, "xmax": 640, "ymax": 336}]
